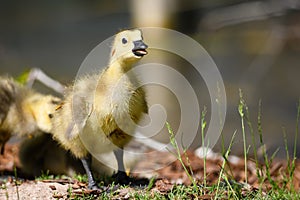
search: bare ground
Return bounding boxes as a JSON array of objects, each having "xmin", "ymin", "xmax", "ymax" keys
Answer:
[{"xmin": 0, "ymin": 143, "xmax": 300, "ymax": 199}]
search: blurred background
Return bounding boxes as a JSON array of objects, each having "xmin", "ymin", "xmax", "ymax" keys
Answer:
[{"xmin": 0, "ymin": 0, "xmax": 300, "ymax": 158}]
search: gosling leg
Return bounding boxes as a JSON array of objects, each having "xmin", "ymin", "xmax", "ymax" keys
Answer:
[
  {"xmin": 113, "ymin": 148, "xmax": 130, "ymax": 184},
  {"xmin": 26, "ymin": 68, "xmax": 65, "ymax": 94},
  {"xmin": 80, "ymin": 155, "xmax": 98, "ymax": 190}
]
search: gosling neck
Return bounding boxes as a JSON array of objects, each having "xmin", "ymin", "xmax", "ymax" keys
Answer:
[{"xmin": 108, "ymin": 57, "xmax": 139, "ymax": 74}]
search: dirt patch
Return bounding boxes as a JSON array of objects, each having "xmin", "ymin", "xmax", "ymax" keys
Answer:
[{"xmin": 133, "ymin": 150, "xmax": 300, "ymax": 190}]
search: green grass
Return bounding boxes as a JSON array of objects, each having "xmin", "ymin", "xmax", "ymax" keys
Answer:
[
  {"xmin": 201, "ymin": 106, "xmax": 208, "ymax": 188},
  {"xmin": 238, "ymin": 89, "xmax": 248, "ymax": 184},
  {"xmin": 166, "ymin": 122, "xmax": 197, "ymax": 189},
  {"xmin": 35, "ymin": 170, "xmax": 72, "ymax": 181},
  {"xmin": 14, "ymin": 167, "xmax": 20, "ymax": 200},
  {"xmin": 54, "ymin": 183, "xmax": 300, "ymax": 200}
]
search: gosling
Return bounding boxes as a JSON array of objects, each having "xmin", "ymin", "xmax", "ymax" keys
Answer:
[
  {"xmin": 0, "ymin": 76, "xmax": 61, "ymax": 154},
  {"xmin": 51, "ymin": 29, "xmax": 148, "ymax": 189}
]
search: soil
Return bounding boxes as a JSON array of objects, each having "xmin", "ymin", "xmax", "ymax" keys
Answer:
[{"xmin": 0, "ymin": 143, "xmax": 300, "ymax": 199}]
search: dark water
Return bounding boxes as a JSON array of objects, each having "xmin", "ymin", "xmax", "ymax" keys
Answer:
[{"xmin": 0, "ymin": 1, "xmax": 130, "ymax": 80}]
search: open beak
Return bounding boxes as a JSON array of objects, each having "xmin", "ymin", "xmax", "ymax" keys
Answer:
[{"xmin": 132, "ymin": 40, "xmax": 148, "ymax": 57}]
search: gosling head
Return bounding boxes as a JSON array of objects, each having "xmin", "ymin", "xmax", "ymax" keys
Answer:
[
  {"xmin": 30, "ymin": 95, "xmax": 61, "ymax": 133},
  {"xmin": 110, "ymin": 29, "xmax": 148, "ymax": 65}
]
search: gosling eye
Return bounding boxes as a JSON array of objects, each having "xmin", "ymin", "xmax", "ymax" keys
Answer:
[
  {"xmin": 51, "ymin": 99, "xmax": 60, "ymax": 105},
  {"xmin": 48, "ymin": 113, "xmax": 53, "ymax": 118},
  {"xmin": 122, "ymin": 38, "xmax": 128, "ymax": 44}
]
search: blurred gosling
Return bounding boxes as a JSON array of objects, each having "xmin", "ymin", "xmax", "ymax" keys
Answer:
[{"xmin": 0, "ymin": 76, "xmax": 61, "ymax": 155}]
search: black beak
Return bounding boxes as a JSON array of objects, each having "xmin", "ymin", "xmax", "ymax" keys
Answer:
[{"xmin": 132, "ymin": 40, "xmax": 148, "ymax": 57}]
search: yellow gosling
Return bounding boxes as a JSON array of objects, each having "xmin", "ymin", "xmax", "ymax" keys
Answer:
[
  {"xmin": 51, "ymin": 29, "xmax": 148, "ymax": 189},
  {"xmin": 0, "ymin": 76, "xmax": 61, "ymax": 154}
]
